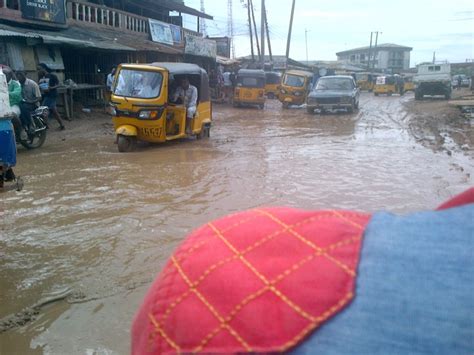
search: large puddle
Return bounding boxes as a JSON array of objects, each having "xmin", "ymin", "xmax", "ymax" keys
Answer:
[{"xmin": 1, "ymin": 93, "xmax": 472, "ymax": 353}]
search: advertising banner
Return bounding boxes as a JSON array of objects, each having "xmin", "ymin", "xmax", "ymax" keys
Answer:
[
  {"xmin": 210, "ymin": 37, "xmax": 231, "ymax": 58},
  {"xmin": 149, "ymin": 19, "xmax": 173, "ymax": 45},
  {"xmin": 169, "ymin": 24, "xmax": 182, "ymax": 45},
  {"xmin": 185, "ymin": 34, "xmax": 216, "ymax": 59},
  {"xmin": 20, "ymin": 0, "xmax": 66, "ymax": 24}
]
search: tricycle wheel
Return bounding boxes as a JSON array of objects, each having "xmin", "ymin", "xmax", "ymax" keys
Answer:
[
  {"xmin": 282, "ymin": 102, "xmax": 289, "ymax": 109},
  {"xmin": 117, "ymin": 135, "xmax": 136, "ymax": 152},
  {"xmin": 259, "ymin": 104, "xmax": 264, "ymax": 110},
  {"xmin": 306, "ymin": 107, "xmax": 314, "ymax": 114}
]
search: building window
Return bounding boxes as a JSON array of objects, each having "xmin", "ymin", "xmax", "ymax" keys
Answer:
[{"xmin": 350, "ymin": 54, "xmax": 356, "ymax": 62}]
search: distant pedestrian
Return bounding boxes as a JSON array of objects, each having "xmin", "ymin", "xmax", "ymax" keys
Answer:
[
  {"xmin": 107, "ymin": 67, "xmax": 116, "ymax": 92},
  {"xmin": 38, "ymin": 63, "xmax": 66, "ymax": 129},
  {"xmin": 457, "ymin": 76, "xmax": 462, "ymax": 90}
]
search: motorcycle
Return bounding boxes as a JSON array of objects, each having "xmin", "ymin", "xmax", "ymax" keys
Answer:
[{"xmin": 14, "ymin": 106, "xmax": 49, "ymax": 149}]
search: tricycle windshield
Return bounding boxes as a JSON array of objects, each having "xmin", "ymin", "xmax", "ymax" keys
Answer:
[
  {"xmin": 237, "ymin": 76, "xmax": 265, "ymax": 88},
  {"xmin": 315, "ymin": 78, "xmax": 354, "ymax": 90},
  {"xmin": 283, "ymin": 74, "xmax": 305, "ymax": 87},
  {"xmin": 113, "ymin": 69, "xmax": 163, "ymax": 99}
]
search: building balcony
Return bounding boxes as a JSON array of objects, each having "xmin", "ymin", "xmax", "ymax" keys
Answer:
[{"xmin": 0, "ymin": 0, "xmax": 202, "ymax": 39}]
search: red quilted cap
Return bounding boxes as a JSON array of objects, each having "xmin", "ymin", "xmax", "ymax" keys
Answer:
[{"xmin": 132, "ymin": 207, "xmax": 370, "ymax": 354}]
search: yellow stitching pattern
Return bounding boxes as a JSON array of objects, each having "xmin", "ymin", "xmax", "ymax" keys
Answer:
[
  {"xmin": 148, "ymin": 313, "xmax": 181, "ymax": 353},
  {"xmin": 332, "ymin": 210, "xmax": 364, "ymax": 230},
  {"xmin": 171, "ymin": 256, "xmax": 252, "ymax": 352},
  {"xmin": 209, "ymin": 223, "xmax": 316, "ymax": 322},
  {"xmin": 149, "ymin": 209, "xmax": 366, "ymax": 352},
  {"xmin": 256, "ymin": 209, "xmax": 356, "ymax": 276},
  {"xmin": 156, "ymin": 213, "xmax": 343, "ymax": 325},
  {"xmin": 194, "ymin": 234, "xmax": 362, "ymax": 351},
  {"xmin": 279, "ymin": 291, "xmax": 354, "ymax": 351}
]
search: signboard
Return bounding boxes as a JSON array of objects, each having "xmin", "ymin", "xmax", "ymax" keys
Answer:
[
  {"xmin": 210, "ymin": 37, "xmax": 231, "ymax": 58},
  {"xmin": 149, "ymin": 19, "xmax": 173, "ymax": 45},
  {"xmin": 185, "ymin": 34, "xmax": 217, "ymax": 59},
  {"xmin": 169, "ymin": 24, "xmax": 182, "ymax": 45},
  {"xmin": 20, "ymin": 0, "xmax": 66, "ymax": 24}
]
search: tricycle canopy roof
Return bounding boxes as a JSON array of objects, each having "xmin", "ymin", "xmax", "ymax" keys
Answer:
[
  {"xmin": 237, "ymin": 69, "xmax": 266, "ymax": 78},
  {"xmin": 119, "ymin": 62, "xmax": 207, "ymax": 76},
  {"xmin": 284, "ymin": 69, "xmax": 313, "ymax": 78},
  {"xmin": 150, "ymin": 62, "xmax": 206, "ymax": 76}
]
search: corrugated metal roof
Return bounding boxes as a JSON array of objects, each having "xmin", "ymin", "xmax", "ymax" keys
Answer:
[
  {"xmin": 0, "ymin": 29, "xmax": 40, "ymax": 38},
  {"xmin": 0, "ymin": 23, "xmax": 183, "ymax": 54},
  {"xmin": 336, "ymin": 43, "xmax": 413, "ymax": 56}
]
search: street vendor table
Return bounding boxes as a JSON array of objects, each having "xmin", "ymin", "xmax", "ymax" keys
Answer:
[{"xmin": 58, "ymin": 84, "xmax": 106, "ymax": 119}]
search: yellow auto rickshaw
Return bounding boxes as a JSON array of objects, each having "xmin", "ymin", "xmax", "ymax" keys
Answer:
[
  {"xmin": 278, "ymin": 70, "xmax": 313, "ymax": 108},
  {"xmin": 264, "ymin": 71, "xmax": 281, "ymax": 99},
  {"xmin": 403, "ymin": 75, "xmax": 415, "ymax": 92},
  {"xmin": 233, "ymin": 69, "xmax": 266, "ymax": 109},
  {"xmin": 373, "ymin": 75, "xmax": 397, "ymax": 96},
  {"xmin": 110, "ymin": 62, "xmax": 212, "ymax": 152},
  {"xmin": 355, "ymin": 72, "xmax": 375, "ymax": 91}
]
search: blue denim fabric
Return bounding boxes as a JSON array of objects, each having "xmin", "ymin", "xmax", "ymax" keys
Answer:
[
  {"xmin": 0, "ymin": 119, "xmax": 16, "ymax": 167},
  {"xmin": 293, "ymin": 204, "xmax": 474, "ymax": 355}
]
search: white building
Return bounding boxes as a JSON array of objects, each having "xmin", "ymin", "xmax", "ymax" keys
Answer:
[{"xmin": 336, "ymin": 43, "xmax": 412, "ymax": 72}]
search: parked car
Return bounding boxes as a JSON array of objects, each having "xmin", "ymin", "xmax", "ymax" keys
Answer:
[{"xmin": 306, "ymin": 75, "xmax": 360, "ymax": 114}]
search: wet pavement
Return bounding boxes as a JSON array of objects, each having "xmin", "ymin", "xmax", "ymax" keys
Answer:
[{"xmin": 1, "ymin": 92, "xmax": 473, "ymax": 353}]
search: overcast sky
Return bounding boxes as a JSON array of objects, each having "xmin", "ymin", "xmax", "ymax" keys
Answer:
[{"xmin": 181, "ymin": 0, "xmax": 474, "ymax": 66}]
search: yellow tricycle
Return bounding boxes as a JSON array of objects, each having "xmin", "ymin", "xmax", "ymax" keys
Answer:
[{"xmin": 110, "ymin": 63, "xmax": 212, "ymax": 152}]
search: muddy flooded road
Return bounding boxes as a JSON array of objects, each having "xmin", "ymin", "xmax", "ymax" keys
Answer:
[{"xmin": 1, "ymin": 92, "xmax": 473, "ymax": 353}]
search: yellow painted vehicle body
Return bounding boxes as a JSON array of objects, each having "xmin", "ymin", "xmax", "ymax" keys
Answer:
[
  {"xmin": 233, "ymin": 69, "xmax": 266, "ymax": 109},
  {"xmin": 404, "ymin": 77, "xmax": 415, "ymax": 92},
  {"xmin": 374, "ymin": 76, "xmax": 397, "ymax": 96},
  {"xmin": 264, "ymin": 71, "xmax": 281, "ymax": 99},
  {"xmin": 355, "ymin": 72, "xmax": 375, "ymax": 91},
  {"xmin": 110, "ymin": 63, "xmax": 212, "ymax": 152},
  {"xmin": 278, "ymin": 70, "xmax": 313, "ymax": 108}
]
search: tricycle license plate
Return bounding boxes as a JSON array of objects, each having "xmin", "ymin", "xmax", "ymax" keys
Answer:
[{"xmin": 141, "ymin": 127, "xmax": 162, "ymax": 137}]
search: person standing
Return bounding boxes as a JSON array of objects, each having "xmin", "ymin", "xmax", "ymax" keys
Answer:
[
  {"xmin": 38, "ymin": 63, "xmax": 66, "ymax": 130},
  {"xmin": 16, "ymin": 71, "xmax": 41, "ymax": 134}
]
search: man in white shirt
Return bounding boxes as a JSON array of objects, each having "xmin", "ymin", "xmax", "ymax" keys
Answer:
[{"xmin": 172, "ymin": 77, "xmax": 198, "ymax": 135}]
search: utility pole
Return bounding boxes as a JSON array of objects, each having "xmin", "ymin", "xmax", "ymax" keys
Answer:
[
  {"xmin": 246, "ymin": 0, "xmax": 255, "ymax": 61},
  {"xmin": 432, "ymin": 51, "xmax": 436, "ymax": 63},
  {"xmin": 305, "ymin": 28, "xmax": 310, "ymax": 64},
  {"xmin": 250, "ymin": 0, "xmax": 261, "ymax": 60},
  {"xmin": 199, "ymin": 0, "xmax": 207, "ymax": 36},
  {"xmin": 372, "ymin": 31, "xmax": 380, "ymax": 70},
  {"xmin": 263, "ymin": 1, "xmax": 272, "ymax": 62},
  {"xmin": 367, "ymin": 32, "xmax": 373, "ymax": 71},
  {"xmin": 227, "ymin": 0, "xmax": 235, "ymax": 58},
  {"xmin": 285, "ymin": 0, "xmax": 296, "ymax": 61},
  {"xmin": 260, "ymin": 0, "xmax": 265, "ymax": 68}
]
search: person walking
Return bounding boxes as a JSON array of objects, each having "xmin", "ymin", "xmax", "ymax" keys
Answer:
[{"xmin": 38, "ymin": 63, "xmax": 66, "ymax": 130}]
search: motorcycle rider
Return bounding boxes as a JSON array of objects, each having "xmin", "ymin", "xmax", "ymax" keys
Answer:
[
  {"xmin": 16, "ymin": 71, "xmax": 41, "ymax": 135},
  {"xmin": 3, "ymin": 67, "xmax": 25, "ymax": 140}
]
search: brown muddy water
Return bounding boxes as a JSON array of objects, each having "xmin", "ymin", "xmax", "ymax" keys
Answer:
[{"xmin": 1, "ymin": 93, "xmax": 473, "ymax": 353}]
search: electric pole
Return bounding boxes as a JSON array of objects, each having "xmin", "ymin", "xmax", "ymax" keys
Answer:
[
  {"xmin": 367, "ymin": 32, "xmax": 373, "ymax": 71},
  {"xmin": 305, "ymin": 28, "xmax": 310, "ymax": 64},
  {"xmin": 200, "ymin": 0, "xmax": 207, "ymax": 36},
  {"xmin": 227, "ymin": 0, "xmax": 235, "ymax": 58},
  {"xmin": 250, "ymin": 0, "xmax": 261, "ymax": 60},
  {"xmin": 372, "ymin": 31, "xmax": 380, "ymax": 70},
  {"xmin": 285, "ymin": 0, "xmax": 296, "ymax": 61},
  {"xmin": 263, "ymin": 1, "xmax": 272, "ymax": 62},
  {"xmin": 260, "ymin": 0, "xmax": 265, "ymax": 68},
  {"xmin": 246, "ymin": 0, "xmax": 255, "ymax": 61}
]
